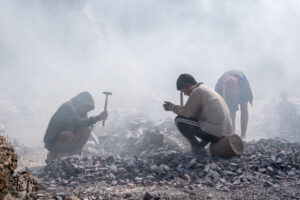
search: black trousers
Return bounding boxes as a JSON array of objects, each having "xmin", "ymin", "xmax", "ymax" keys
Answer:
[{"xmin": 175, "ymin": 116, "xmax": 221, "ymax": 147}]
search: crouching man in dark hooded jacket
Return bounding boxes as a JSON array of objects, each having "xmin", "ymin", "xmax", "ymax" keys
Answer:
[{"xmin": 44, "ymin": 91, "xmax": 108, "ymax": 163}]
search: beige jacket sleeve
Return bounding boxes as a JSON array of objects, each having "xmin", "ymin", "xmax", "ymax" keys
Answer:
[{"xmin": 169, "ymin": 88, "xmax": 205, "ymax": 118}]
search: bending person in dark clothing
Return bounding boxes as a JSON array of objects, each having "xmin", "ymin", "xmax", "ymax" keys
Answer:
[
  {"xmin": 215, "ymin": 70, "xmax": 253, "ymax": 139},
  {"xmin": 163, "ymin": 74, "xmax": 233, "ymax": 155},
  {"xmin": 44, "ymin": 91, "xmax": 108, "ymax": 163}
]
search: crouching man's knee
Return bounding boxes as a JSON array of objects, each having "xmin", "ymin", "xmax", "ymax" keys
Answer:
[
  {"xmin": 79, "ymin": 126, "xmax": 92, "ymax": 136},
  {"xmin": 175, "ymin": 115, "xmax": 182, "ymax": 127},
  {"xmin": 59, "ymin": 131, "xmax": 74, "ymax": 142},
  {"xmin": 85, "ymin": 126, "xmax": 93, "ymax": 133},
  {"xmin": 73, "ymin": 127, "xmax": 92, "ymax": 141}
]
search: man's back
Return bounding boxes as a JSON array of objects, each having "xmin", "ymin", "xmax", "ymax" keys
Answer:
[
  {"xmin": 43, "ymin": 101, "xmax": 78, "ymax": 150},
  {"xmin": 215, "ymin": 69, "xmax": 253, "ymax": 107},
  {"xmin": 194, "ymin": 84, "xmax": 233, "ymax": 137}
]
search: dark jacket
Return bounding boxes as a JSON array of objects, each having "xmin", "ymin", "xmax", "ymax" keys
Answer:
[{"xmin": 43, "ymin": 92, "xmax": 100, "ymax": 151}]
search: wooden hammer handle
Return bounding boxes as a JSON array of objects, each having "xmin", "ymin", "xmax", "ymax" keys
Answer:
[
  {"xmin": 103, "ymin": 95, "xmax": 109, "ymax": 126},
  {"xmin": 180, "ymin": 91, "xmax": 184, "ymax": 106}
]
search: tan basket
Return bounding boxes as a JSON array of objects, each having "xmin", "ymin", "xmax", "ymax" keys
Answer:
[{"xmin": 210, "ymin": 134, "xmax": 244, "ymax": 158}]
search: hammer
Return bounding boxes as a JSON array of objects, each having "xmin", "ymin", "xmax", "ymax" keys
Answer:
[
  {"xmin": 102, "ymin": 91, "xmax": 112, "ymax": 126},
  {"xmin": 180, "ymin": 91, "xmax": 184, "ymax": 106}
]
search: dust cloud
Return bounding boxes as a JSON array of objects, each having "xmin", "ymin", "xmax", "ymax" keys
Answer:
[{"xmin": 1, "ymin": 0, "xmax": 300, "ymax": 145}]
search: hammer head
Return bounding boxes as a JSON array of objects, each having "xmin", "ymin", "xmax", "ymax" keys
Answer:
[{"xmin": 102, "ymin": 91, "xmax": 112, "ymax": 96}]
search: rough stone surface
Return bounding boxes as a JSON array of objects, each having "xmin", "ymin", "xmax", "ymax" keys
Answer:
[
  {"xmin": 7, "ymin": 117, "xmax": 300, "ymax": 199},
  {"xmin": 33, "ymin": 136, "xmax": 300, "ymax": 199},
  {"xmin": 0, "ymin": 135, "xmax": 39, "ymax": 200},
  {"xmin": 0, "ymin": 135, "xmax": 18, "ymax": 199},
  {"xmin": 4, "ymin": 172, "xmax": 39, "ymax": 200}
]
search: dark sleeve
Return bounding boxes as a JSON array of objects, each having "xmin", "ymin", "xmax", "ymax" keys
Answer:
[
  {"xmin": 67, "ymin": 106, "xmax": 101, "ymax": 128},
  {"xmin": 71, "ymin": 115, "xmax": 101, "ymax": 128}
]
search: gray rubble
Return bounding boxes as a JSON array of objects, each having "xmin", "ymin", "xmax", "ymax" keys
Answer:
[
  {"xmin": 10, "ymin": 115, "xmax": 300, "ymax": 199},
  {"xmin": 34, "ymin": 135, "xmax": 300, "ymax": 199},
  {"xmin": 0, "ymin": 135, "xmax": 39, "ymax": 199},
  {"xmin": 84, "ymin": 118, "xmax": 188, "ymax": 157}
]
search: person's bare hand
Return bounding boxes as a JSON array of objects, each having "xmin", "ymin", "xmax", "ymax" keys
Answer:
[
  {"xmin": 98, "ymin": 110, "xmax": 108, "ymax": 121},
  {"xmin": 163, "ymin": 101, "xmax": 174, "ymax": 111}
]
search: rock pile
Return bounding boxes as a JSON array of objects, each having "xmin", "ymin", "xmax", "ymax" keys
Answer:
[
  {"xmin": 84, "ymin": 118, "xmax": 187, "ymax": 157},
  {"xmin": 0, "ymin": 135, "xmax": 18, "ymax": 199},
  {"xmin": 36, "ymin": 138, "xmax": 300, "ymax": 199},
  {"xmin": 0, "ymin": 135, "xmax": 39, "ymax": 199}
]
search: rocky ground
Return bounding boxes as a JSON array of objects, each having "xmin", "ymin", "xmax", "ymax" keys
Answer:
[
  {"xmin": 0, "ymin": 136, "xmax": 39, "ymax": 199},
  {"xmin": 5, "ymin": 118, "xmax": 300, "ymax": 199},
  {"xmin": 32, "ymin": 138, "xmax": 300, "ymax": 200}
]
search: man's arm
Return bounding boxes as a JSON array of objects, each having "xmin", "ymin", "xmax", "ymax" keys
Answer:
[
  {"xmin": 169, "ymin": 89, "xmax": 203, "ymax": 118},
  {"xmin": 68, "ymin": 106, "xmax": 107, "ymax": 128},
  {"xmin": 71, "ymin": 114, "xmax": 100, "ymax": 128},
  {"xmin": 240, "ymin": 102, "xmax": 248, "ymax": 139}
]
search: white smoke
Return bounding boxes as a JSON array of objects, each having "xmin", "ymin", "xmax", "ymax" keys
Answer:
[{"xmin": 1, "ymin": 0, "xmax": 300, "ymax": 145}]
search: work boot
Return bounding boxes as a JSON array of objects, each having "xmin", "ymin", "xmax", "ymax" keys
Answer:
[
  {"xmin": 56, "ymin": 152, "xmax": 70, "ymax": 159},
  {"xmin": 45, "ymin": 152, "xmax": 56, "ymax": 164},
  {"xmin": 191, "ymin": 145, "xmax": 207, "ymax": 156}
]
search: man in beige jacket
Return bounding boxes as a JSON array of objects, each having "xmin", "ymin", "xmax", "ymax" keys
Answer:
[{"xmin": 163, "ymin": 74, "xmax": 233, "ymax": 155}]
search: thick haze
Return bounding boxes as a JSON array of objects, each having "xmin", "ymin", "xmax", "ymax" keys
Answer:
[{"xmin": 1, "ymin": 0, "xmax": 300, "ymax": 144}]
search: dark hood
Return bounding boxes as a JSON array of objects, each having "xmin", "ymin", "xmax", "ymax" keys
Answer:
[{"xmin": 71, "ymin": 92, "xmax": 95, "ymax": 111}]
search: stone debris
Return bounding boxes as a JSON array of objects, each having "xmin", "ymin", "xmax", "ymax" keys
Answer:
[
  {"xmin": 83, "ymin": 118, "xmax": 187, "ymax": 158},
  {"xmin": 7, "ymin": 115, "xmax": 300, "ymax": 199},
  {"xmin": 0, "ymin": 135, "xmax": 39, "ymax": 199},
  {"xmin": 34, "ymin": 136, "xmax": 300, "ymax": 199},
  {"xmin": 0, "ymin": 135, "xmax": 18, "ymax": 199},
  {"xmin": 11, "ymin": 138, "xmax": 47, "ymax": 171},
  {"xmin": 4, "ymin": 172, "xmax": 39, "ymax": 200},
  {"xmin": 143, "ymin": 192, "xmax": 153, "ymax": 200}
]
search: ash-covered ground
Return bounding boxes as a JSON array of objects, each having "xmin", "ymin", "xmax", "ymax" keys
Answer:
[{"xmin": 10, "ymin": 115, "xmax": 300, "ymax": 200}]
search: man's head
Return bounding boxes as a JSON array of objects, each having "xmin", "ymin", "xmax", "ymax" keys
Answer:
[
  {"xmin": 72, "ymin": 92, "xmax": 95, "ymax": 114},
  {"xmin": 176, "ymin": 74, "xmax": 197, "ymax": 96}
]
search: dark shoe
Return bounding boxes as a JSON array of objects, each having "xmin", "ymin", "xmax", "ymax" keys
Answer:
[
  {"xmin": 192, "ymin": 146, "xmax": 207, "ymax": 156},
  {"xmin": 45, "ymin": 152, "xmax": 56, "ymax": 164}
]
